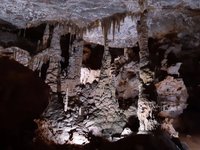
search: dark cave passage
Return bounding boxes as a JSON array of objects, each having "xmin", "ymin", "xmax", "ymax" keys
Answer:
[
  {"xmin": 109, "ymin": 47, "xmax": 124, "ymax": 63},
  {"xmin": 60, "ymin": 33, "xmax": 71, "ymax": 72},
  {"xmin": 18, "ymin": 23, "xmax": 46, "ymax": 43},
  {"xmin": 0, "ymin": 23, "xmax": 54, "ymax": 55},
  {"xmin": 82, "ymin": 42, "xmax": 104, "ymax": 70},
  {"xmin": 40, "ymin": 60, "xmax": 50, "ymax": 81}
]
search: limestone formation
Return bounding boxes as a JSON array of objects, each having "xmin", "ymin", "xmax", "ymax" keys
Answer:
[
  {"xmin": 0, "ymin": 0, "xmax": 200, "ymax": 149},
  {"xmin": 156, "ymin": 76, "xmax": 188, "ymax": 118},
  {"xmin": 137, "ymin": 0, "xmax": 159, "ymax": 133}
]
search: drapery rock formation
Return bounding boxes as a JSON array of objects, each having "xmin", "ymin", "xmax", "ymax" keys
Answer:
[{"xmin": 0, "ymin": 0, "xmax": 200, "ymax": 150}]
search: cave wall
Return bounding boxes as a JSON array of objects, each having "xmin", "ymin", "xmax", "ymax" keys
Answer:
[{"xmin": 0, "ymin": 1, "xmax": 200, "ymax": 149}]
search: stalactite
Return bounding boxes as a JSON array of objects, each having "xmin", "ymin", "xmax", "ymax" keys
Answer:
[
  {"xmin": 137, "ymin": 0, "xmax": 159, "ymax": 134},
  {"xmin": 36, "ymin": 23, "xmax": 50, "ymax": 52},
  {"xmin": 31, "ymin": 24, "xmax": 61, "ymax": 70},
  {"xmin": 101, "ymin": 12, "xmax": 127, "ymax": 43},
  {"xmin": 84, "ymin": 20, "xmax": 99, "ymax": 33},
  {"xmin": 50, "ymin": 25, "xmax": 62, "ymax": 51},
  {"xmin": 42, "ymin": 24, "xmax": 50, "ymax": 48},
  {"xmin": 65, "ymin": 37, "xmax": 83, "ymax": 96},
  {"xmin": 61, "ymin": 21, "xmax": 83, "ymax": 38}
]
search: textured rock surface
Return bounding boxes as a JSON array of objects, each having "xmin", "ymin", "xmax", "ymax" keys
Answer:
[
  {"xmin": 80, "ymin": 68, "xmax": 100, "ymax": 84},
  {"xmin": 156, "ymin": 76, "xmax": 188, "ymax": 118},
  {"xmin": 0, "ymin": 0, "xmax": 200, "ymax": 149},
  {"xmin": 0, "ymin": 46, "xmax": 31, "ymax": 66},
  {"xmin": 0, "ymin": 0, "xmax": 200, "ymax": 47}
]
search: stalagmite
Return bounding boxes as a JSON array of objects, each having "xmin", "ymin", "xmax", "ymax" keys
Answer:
[
  {"xmin": 89, "ymin": 38, "xmax": 126, "ymax": 136},
  {"xmin": 64, "ymin": 88, "xmax": 69, "ymax": 112}
]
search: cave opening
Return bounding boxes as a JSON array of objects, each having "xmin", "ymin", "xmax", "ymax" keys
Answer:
[
  {"xmin": 18, "ymin": 24, "xmax": 47, "ymax": 43},
  {"xmin": 40, "ymin": 60, "xmax": 50, "ymax": 81},
  {"xmin": 82, "ymin": 42, "xmax": 104, "ymax": 70},
  {"xmin": 109, "ymin": 47, "xmax": 124, "ymax": 63},
  {"xmin": 17, "ymin": 23, "xmax": 54, "ymax": 55},
  {"xmin": 0, "ymin": 23, "xmax": 55, "ymax": 55},
  {"xmin": 17, "ymin": 24, "xmax": 47, "ymax": 54},
  {"xmin": 60, "ymin": 33, "xmax": 71, "ymax": 73}
]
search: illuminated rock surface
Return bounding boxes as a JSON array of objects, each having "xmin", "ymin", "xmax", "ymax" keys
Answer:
[{"xmin": 0, "ymin": 0, "xmax": 200, "ymax": 150}]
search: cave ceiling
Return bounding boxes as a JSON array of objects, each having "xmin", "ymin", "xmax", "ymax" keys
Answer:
[{"xmin": 0, "ymin": 0, "xmax": 200, "ymax": 47}]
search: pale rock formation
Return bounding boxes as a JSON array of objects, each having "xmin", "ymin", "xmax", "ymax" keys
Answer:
[
  {"xmin": 156, "ymin": 76, "xmax": 188, "ymax": 118},
  {"xmin": 121, "ymin": 127, "xmax": 132, "ymax": 136},
  {"xmin": 167, "ymin": 62, "xmax": 182, "ymax": 77},
  {"xmin": 29, "ymin": 48, "xmax": 61, "ymax": 71},
  {"xmin": 0, "ymin": 46, "xmax": 31, "ymax": 66},
  {"xmin": 35, "ymin": 119, "xmax": 70, "ymax": 145},
  {"xmin": 80, "ymin": 67, "xmax": 100, "ymax": 84},
  {"xmin": 115, "ymin": 61, "xmax": 139, "ymax": 100},
  {"xmin": 68, "ymin": 132, "xmax": 89, "ymax": 145}
]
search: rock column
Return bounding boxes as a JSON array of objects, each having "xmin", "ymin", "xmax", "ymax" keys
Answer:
[{"xmin": 137, "ymin": 0, "xmax": 159, "ymax": 134}]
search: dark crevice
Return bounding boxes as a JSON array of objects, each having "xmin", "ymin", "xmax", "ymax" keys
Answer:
[
  {"xmin": 0, "ymin": 23, "xmax": 54, "ymax": 55},
  {"xmin": 130, "ymin": 46, "xmax": 140, "ymax": 62},
  {"xmin": 118, "ymin": 97, "xmax": 134, "ymax": 110},
  {"xmin": 18, "ymin": 23, "xmax": 46, "ymax": 43},
  {"xmin": 82, "ymin": 43, "xmax": 104, "ymax": 70},
  {"xmin": 40, "ymin": 60, "xmax": 50, "ymax": 81},
  {"xmin": 126, "ymin": 115, "xmax": 140, "ymax": 132},
  {"xmin": 0, "ymin": 19, "xmax": 18, "ymax": 32},
  {"xmin": 60, "ymin": 33, "xmax": 70, "ymax": 72},
  {"xmin": 109, "ymin": 47, "xmax": 124, "ymax": 63}
]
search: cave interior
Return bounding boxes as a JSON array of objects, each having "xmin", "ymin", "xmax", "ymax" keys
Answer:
[{"xmin": 0, "ymin": 1, "xmax": 200, "ymax": 150}]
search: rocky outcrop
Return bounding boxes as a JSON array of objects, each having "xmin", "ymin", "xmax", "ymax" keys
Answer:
[
  {"xmin": 156, "ymin": 76, "xmax": 188, "ymax": 118},
  {"xmin": 0, "ymin": 57, "xmax": 50, "ymax": 149}
]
